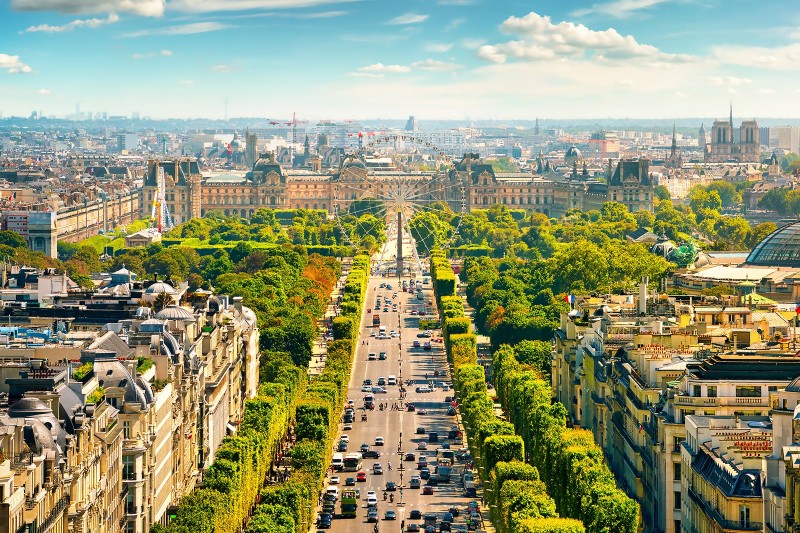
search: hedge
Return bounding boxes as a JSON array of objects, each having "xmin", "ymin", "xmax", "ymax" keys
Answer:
[{"xmin": 517, "ymin": 518, "xmax": 585, "ymax": 533}]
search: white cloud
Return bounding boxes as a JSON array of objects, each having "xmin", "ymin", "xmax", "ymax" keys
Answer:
[
  {"xmin": 23, "ymin": 13, "xmax": 119, "ymax": 32},
  {"xmin": 478, "ymin": 12, "xmax": 695, "ymax": 65},
  {"xmin": 572, "ymin": 0, "xmax": 674, "ymax": 18},
  {"xmin": 358, "ymin": 63, "xmax": 411, "ymax": 73},
  {"xmin": 713, "ymin": 43, "xmax": 800, "ymax": 71},
  {"xmin": 0, "ymin": 54, "xmax": 32, "ymax": 74},
  {"xmin": 132, "ymin": 49, "xmax": 173, "ymax": 59},
  {"xmin": 707, "ymin": 75, "xmax": 751, "ymax": 86},
  {"xmin": 388, "ymin": 12, "xmax": 428, "ymax": 25},
  {"xmin": 12, "ymin": 0, "xmax": 163, "ymax": 17},
  {"xmin": 412, "ymin": 59, "xmax": 462, "ymax": 71},
  {"xmin": 462, "ymin": 38, "xmax": 485, "ymax": 49},
  {"xmin": 211, "ymin": 64, "xmax": 236, "ymax": 72},
  {"xmin": 37, "ymin": 88, "xmax": 51, "ymax": 94},
  {"xmin": 424, "ymin": 42, "xmax": 452, "ymax": 53},
  {"xmin": 170, "ymin": 0, "xmax": 360, "ymax": 13},
  {"xmin": 122, "ymin": 21, "xmax": 232, "ymax": 37},
  {"xmin": 445, "ymin": 17, "xmax": 465, "ymax": 31}
]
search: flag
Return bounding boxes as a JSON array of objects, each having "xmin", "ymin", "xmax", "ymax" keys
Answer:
[
  {"xmin": 795, "ymin": 304, "xmax": 800, "ymax": 314},
  {"xmin": 638, "ymin": 424, "xmax": 643, "ymax": 433},
  {"xmin": 564, "ymin": 294, "xmax": 575, "ymax": 304}
]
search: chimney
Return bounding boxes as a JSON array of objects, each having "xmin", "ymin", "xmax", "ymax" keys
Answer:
[
  {"xmin": 638, "ymin": 276, "xmax": 649, "ymax": 315},
  {"xmin": 233, "ymin": 296, "xmax": 243, "ymax": 314}
]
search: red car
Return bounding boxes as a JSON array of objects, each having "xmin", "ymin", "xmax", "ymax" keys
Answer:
[
  {"xmin": 357, "ymin": 471, "xmax": 367, "ymax": 482},
  {"xmin": 422, "ymin": 486, "xmax": 434, "ymax": 495}
]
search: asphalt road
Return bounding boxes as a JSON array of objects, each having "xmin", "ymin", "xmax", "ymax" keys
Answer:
[{"xmin": 319, "ymin": 237, "xmax": 479, "ymax": 533}]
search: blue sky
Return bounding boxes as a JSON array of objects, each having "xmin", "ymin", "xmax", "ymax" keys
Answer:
[{"xmin": 1, "ymin": 0, "xmax": 799, "ymax": 120}]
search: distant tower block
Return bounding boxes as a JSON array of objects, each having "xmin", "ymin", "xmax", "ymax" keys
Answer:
[{"xmin": 404, "ymin": 116, "xmax": 419, "ymax": 132}]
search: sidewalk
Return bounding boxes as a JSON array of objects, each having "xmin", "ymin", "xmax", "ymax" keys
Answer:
[{"xmin": 308, "ymin": 273, "xmax": 348, "ymax": 377}]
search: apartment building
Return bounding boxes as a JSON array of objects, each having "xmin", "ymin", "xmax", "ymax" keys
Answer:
[{"xmin": 0, "ymin": 277, "xmax": 259, "ymax": 533}]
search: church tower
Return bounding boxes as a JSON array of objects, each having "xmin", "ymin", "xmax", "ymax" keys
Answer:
[{"xmin": 698, "ymin": 123, "xmax": 706, "ymax": 149}]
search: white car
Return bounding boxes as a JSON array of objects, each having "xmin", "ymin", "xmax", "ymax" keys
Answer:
[
  {"xmin": 341, "ymin": 435, "xmax": 350, "ymax": 443},
  {"xmin": 367, "ymin": 496, "xmax": 378, "ymax": 507},
  {"xmin": 375, "ymin": 436, "xmax": 385, "ymax": 446},
  {"xmin": 361, "ymin": 385, "xmax": 372, "ymax": 392},
  {"xmin": 391, "ymin": 331, "xmax": 399, "ymax": 338},
  {"xmin": 370, "ymin": 331, "xmax": 376, "ymax": 337},
  {"xmin": 344, "ymin": 423, "xmax": 352, "ymax": 430},
  {"xmin": 366, "ymin": 490, "xmax": 377, "ymax": 500},
  {"xmin": 330, "ymin": 476, "xmax": 340, "ymax": 484}
]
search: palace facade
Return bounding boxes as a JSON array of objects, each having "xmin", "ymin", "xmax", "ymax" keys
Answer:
[{"xmin": 141, "ymin": 152, "xmax": 657, "ymax": 224}]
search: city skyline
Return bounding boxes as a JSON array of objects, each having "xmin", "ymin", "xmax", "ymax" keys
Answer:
[{"xmin": 2, "ymin": 0, "xmax": 800, "ymax": 120}]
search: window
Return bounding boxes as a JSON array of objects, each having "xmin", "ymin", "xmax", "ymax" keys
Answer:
[
  {"xmin": 769, "ymin": 386, "xmax": 778, "ymax": 393},
  {"xmin": 674, "ymin": 491, "xmax": 681, "ymax": 510},
  {"xmin": 739, "ymin": 505, "xmax": 750, "ymax": 527},
  {"xmin": 123, "ymin": 456, "xmax": 135, "ymax": 480},
  {"xmin": 125, "ymin": 490, "xmax": 136, "ymax": 514},
  {"xmin": 707, "ymin": 386, "xmax": 717, "ymax": 397},
  {"xmin": 123, "ymin": 421, "xmax": 131, "ymax": 439},
  {"xmin": 673, "ymin": 462, "xmax": 681, "ymax": 481},
  {"xmin": 673, "ymin": 520, "xmax": 681, "ymax": 532},
  {"xmin": 693, "ymin": 385, "xmax": 701, "ymax": 397},
  {"xmin": 736, "ymin": 386, "xmax": 761, "ymax": 398}
]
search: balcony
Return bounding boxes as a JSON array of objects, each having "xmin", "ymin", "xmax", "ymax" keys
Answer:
[
  {"xmin": 674, "ymin": 395, "xmax": 769, "ymax": 408},
  {"xmin": 687, "ymin": 486, "xmax": 762, "ymax": 531}
]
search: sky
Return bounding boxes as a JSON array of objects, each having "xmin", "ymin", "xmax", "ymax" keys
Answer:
[{"xmin": 1, "ymin": 0, "xmax": 800, "ymax": 120}]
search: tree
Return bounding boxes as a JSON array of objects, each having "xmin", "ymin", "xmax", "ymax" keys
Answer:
[
  {"xmin": 0, "ymin": 230, "xmax": 26, "ymax": 249},
  {"xmin": 688, "ymin": 187, "xmax": 722, "ymax": 213},
  {"xmin": 706, "ymin": 180, "xmax": 741, "ymax": 207},
  {"xmin": 409, "ymin": 211, "xmax": 451, "ymax": 253},
  {"xmin": 714, "ymin": 216, "xmax": 750, "ymax": 250},
  {"xmin": 748, "ymin": 221, "xmax": 777, "ymax": 247},
  {"xmin": 515, "ymin": 340, "xmax": 552, "ymax": 377},
  {"xmin": 654, "ymin": 184, "xmax": 670, "ymax": 201},
  {"xmin": 230, "ymin": 241, "xmax": 254, "ymax": 264},
  {"xmin": 600, "ymin": 202, "xmax": 634, "ymax": 224}
]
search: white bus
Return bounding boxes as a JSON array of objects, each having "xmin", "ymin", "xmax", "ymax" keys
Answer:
[{"xmin": 344, "ymin": 452, "xmax": 363, "ymax": 471}]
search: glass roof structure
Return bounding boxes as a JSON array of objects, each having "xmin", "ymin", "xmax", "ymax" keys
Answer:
[{"xmin": 746, "ymin": 221, "xmax": 800, "ymax": 267}]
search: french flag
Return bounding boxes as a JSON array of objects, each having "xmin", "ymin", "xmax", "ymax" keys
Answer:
[{"xmin": 564, "ymin": 294, "xmax": 575, "ymax": 305}]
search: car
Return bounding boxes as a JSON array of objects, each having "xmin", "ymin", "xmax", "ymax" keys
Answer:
[
  {"xmin": 413, "ymin": 340, "xmax": 421, "ymax": 348},
  {"xmin": 366, "ymin": 490, "xmax": 376, "ymax": 499},
  {"xmin": 442, "ymin": 384, "xmax": 450, "ymax": 391},
  {"xmin": 379, "ymin": 352, "xmax": 387, "ymax": 360},
  {"xmin": 357, "ymin": 471, "xmax": 367, "ymax": 482},
  {"xmin": 407, "ymin": 524, "xmax": 420, "ymax": 532},
  {"xmin": 447, "ymin": 406, "xmax": 457, "ymax": 416},
  {"xmin": 444, "ymin": 396, "xmax": 453, "ymax": 403},
  {"xmin": 423, "ymin": 342, "xmax": 432, "ymax": 351},
  {"xmin": 417, "ymin": 408, "xmax": 427, "ymax": 415},
  {"xmin": 405, "ymin": 452, "xmax": 416, "ymax": 461},
  {"xmin": 443, "ymin": 512, "xmax": 454, "ymax": 524},
  {"xmin": 416, "ymin": 426, "xmax": 426, "ymax": 434},
  {"xmin": 368, "ymin": 353, "xmax": 377, "ymax": 361},
  {"xmin": 338, "ymin": 442, "xmax": 348, "ymax": 452},
  {"xmin": 367, "ymin": 509, "xmax": 379, "ymax": 523},
  {"xmin": 416, "ymin": 332, "xmax": 428, "ymax": 338},
  {"xmin": 330, "ymin": 476, "xmax": 340, "ymax": 485},
  {"xmin": 364, "ymin": 449, "xmax": 381, "ymax": 459},
  {"xmin": 344, "ymin": 422, "xmax": 353, "ymax": 429},
  {"xmin": 377, "ymin": 377, "xmax": 386, "ymax": 386},
  {"xmin": 380, "ymin": 283, "xmax": 386, "ymax": 288},
  {"xmin": 370, "ymin": 330, "xmax": 376, "ymax": 337},
  {"xmin": 428, "ymin": 432, "xmax": 439, "ymax": 442},
  {"xmin": 409, "ymin": 477, "xmax": 421, "ymax": 489},
  {"xmin": 364, "ymin": 379, "xmax": 373, "ymax": 386},
  {"xmin": 386, "ymin": 481, "xmax": 397, "ymax": 491},
  {"xmin": 361, "ymin": 385, "xmax": 372, "ymax": 392},
  {"xmin": 345, "ymin": 477, "xmax": 356, "ymax": 486},
  {"xmin": 422, "ymin": 486, "xmax": 434, "ymax": 495},
  {"xmin": 372, "ymin": 386, "xmax": 388, "ymax": 394},
  {"xmin": 318, "ymin": 513, "xmax": 332, "ymax": 528},
  {"xmin": 440, "ymin": 522, "xmax": 451, "ymax": 532},
  {"xmin": 411, "ymin": 309, "xmax": 418, "ymax": 316},
  {"xmin": 340, "ymin": 435, "xmax": 349, "ymax": 443},
  {"xmin": 407, "ymin": 404, "xmax": 416, "ymax": 412},
  {"xmin": 417, "ymin": 441, "xmax": 428, "ymax": 450},
  {"xmin": 410, "ymin": 510, "xmax": 422, "ymax": 520},
  {"xmin": 373, "ymin": 463, "xmax": 383, "ymax": 475},
  {"xmin": 322, "ymin": 502, "xmax": 335, "ymax": 514},
  {"xmin": 385, "ymin": 510, "xmax": 397, "ymax": 520},
  {"xmin": 360, "ymin": 443, "xmax": 370, "ymax": 453},
  {"xmin": 420, "ymin": 468, "xmax": 430, "ymax": 480},
  {"xmin": 391, "ymin": 331, "xmax": 399, "ymax": 338},
  {"xmin": 367, "ymin": 496, "xmax": 378, "ymax": 508},
  {"xmin": 427, "ymin": 477, "xmax": 438, "ymax": 486},
  {"xmin": 440, "ymin": 442, "xmax": 451, "ymax": 449},
  {"xmin": 375, "ymin": 437, "xmax": 385, "ymax": 446},
  {"xmin": 383, "ymin": 307, "xmax": 390, "ymax": 312}
]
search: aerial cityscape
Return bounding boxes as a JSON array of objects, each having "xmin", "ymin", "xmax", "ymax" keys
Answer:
[{"xmin": 2, "ymin": 2, "xmax": 800, "ymax": 533}]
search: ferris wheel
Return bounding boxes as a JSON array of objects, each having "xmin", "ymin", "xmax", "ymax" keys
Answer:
[{"xmin": 332, "ymin": 135, "xmax": 467, "ymax": 273}]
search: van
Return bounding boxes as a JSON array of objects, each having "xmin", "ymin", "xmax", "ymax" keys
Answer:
[
  {"xmin": 326, "ymin": 485, "xmax": 339, "ymax": 500},
  {"xmin": 332, "ymin": 453, "xmax": 344, "ymax": 471},
  {"xmin": 379, "ymin": 325, "xmax": 387, "ymax": 335},
  {"xmin": 388, "ymin": 375, "xmax": 397, "ymax": 386},
  {"xmin": 364, "ymin": 394, "xmax": 375, "ymax": 409}
]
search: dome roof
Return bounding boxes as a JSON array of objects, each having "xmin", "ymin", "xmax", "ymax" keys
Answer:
[
  {"xmin": 746, "ymin": 221, "xmax": 800, "ymax": 267},
  {"xmin": 145, "ymin": 281, "xmax": 176, "ymax": 294},
  {"xmin": 155, "ymin": 306, "xmax": 195, "ymax": 321},
  {"xmin": 342, "ymin": 155, "xmax": 367, "ymax": 170},
  {"xmin": 9, "ymin": 397, "xmax": 53, "ymax": 418},
  {"xmin": 565, "ymin": 146, "xmax": 582, "ymax": 159}
]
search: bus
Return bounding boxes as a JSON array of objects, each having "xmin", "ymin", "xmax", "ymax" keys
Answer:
[
  {"xmin": 340, "ymin": 490, "xmax": 358, "ymax": 518},
  {"xmin": 343, "ymin": 452, "xmax": 363, "ymax": 472},
  {"xmin": 436, "ymin": 449, "xmax": 455, "ymax": 462},
  {"xmin": 436, "ymin": 458, "xmax": 452, "ymax": 482}
]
